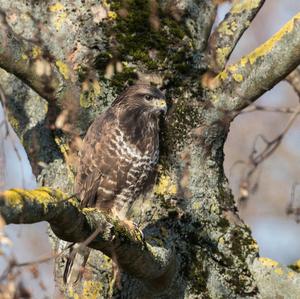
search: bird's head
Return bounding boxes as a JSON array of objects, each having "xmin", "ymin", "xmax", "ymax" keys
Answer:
[{"xmin": 112, "ymin": 84, "xmax": 167, "ymax": 116}]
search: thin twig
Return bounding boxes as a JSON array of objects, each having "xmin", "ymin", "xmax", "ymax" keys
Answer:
[
  {"xmin": 242, "ymin": 105, "xmax": 298, "ymax": 114},
  {"xmin": 236, "ymin": 105, "xmax": 300, "ymax": 204}
]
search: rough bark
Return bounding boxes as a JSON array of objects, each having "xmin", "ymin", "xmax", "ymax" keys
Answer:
[
  {"xmin": 207, "ymin": 0, "xmax": 265, "ymax": 73},
  {"xmin": 0, "ymin": 1, "xmax": 300, "ymax": 298}
]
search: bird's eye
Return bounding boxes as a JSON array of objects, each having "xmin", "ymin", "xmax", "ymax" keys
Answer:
[{"xmin": 144, "ymin": 95, "xmax": 153, "ymax": 101}]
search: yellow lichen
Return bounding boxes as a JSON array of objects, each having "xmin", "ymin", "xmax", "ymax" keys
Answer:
[
  {"xmin": 288, "ymin": 271, "xmax": 296, "ymax": 279},
  {"xmin": 92, "ymin": 80, "xmax": 102, "ymax": 96},
  {"xmin": 274, "ymin": 267, "xmax": 284, "ymax": 275},
  {"xmin": 294, "ymin": 259, "xmax": 300, "ymax": 268},
  {"xmin": 55, "ymin": 60, "xmax": 70, "ymax": 80},
  {"xmin": 240, "ymin": 57, "xmax": 248, "ymax": 67},
  {"xmin": 54, "ymin": 12, "xmax": 67, "ymax": 31},
  {"xmin": 231, "ymin": 0, "xmax": 261, "ymax": 14},
  {"xmin": 68, "ymin": 286, "xmax": 80, "ymax": 299},
  {"xmin": 228, "ymin": 65, "xmax": 237, "ymax": 72},
  {"xmin": 7, "ymin": 113, "xmax": 19, "ymax": 131},
  {"xmin": 83, "ymin": 281, "xmax": 103, "ymax": 299},
  {"xmin": 32, "ymin": 46, "xmax": 42, "ymax": 59},
  {"xmin": 210, "ymin": 202, "xmax": 220, "ymax": 214},
  {"xmin": 108, "ymin": 11, "xmax": 117, "ymax": 20},
  {"xmin": 103, "ymin": 0, "xmax": 110, "ymax": 8},
  {"xmin": 21, "ymin": 54, "xmax": 28, "ymax": 60},
  {"xmin": 80, "ymin": 80, "xmax": 102, "ymax": 108},
  {"xmin": 54, "ymin": 136, "xmax": 69, "ymax": 156},
  {"xmin": 218, "ymin": 19, "xmax": 238, "ymax": 36},
  {"xmin": 48, "ymin": 3, "xmax": 64, "ymax": 12},
  {"xmin": 231, "ymin": 21, "xmax": 238, "ymax": 32},
  {"xmin": 214, "ymin": 12, "xmax": 300, "ymax": 86},
  {"xmin": 192, "ymin": 201, "xmax": 201, "ymax": 210},
  {"xmin": 48, "ymin": 3, "xmax": 67, "ymax": 31},
  {"xmin": 218, "ymin": 71, "xmax": 228, "ymax": 81},
  {"xmin": 217, "ymin": 12, "xmax": 300, "ymax": 80},
  {"xmin": 218, "ymin": 21, "xmax": 233, "ymax": 36},
  {"xmin": 216, "ymin": 47, "xmax": 231, "ymax": 65},
  {"xmin": 154, "ymin": 174, "xmax": 177, "ymax": 196},
  {"xmin": 218, "ymin": 237, "xmax": 225, "ymax": 245},
  {"xmin": 232, "ymin": 73, "xmax": 243, "ymax": 82},
  {"xmin": 289, "ymin": 259, "xmax": 300, "ymax": 272},
  {"xmin": 249, "ymin": 240, "xmax": 259, "ymax": 251},
  {"xmin": 248, "ymin": 12, "xmax": 300, "ymax": 64},
  {"xmin": 1, "ymin": 190, "xmax": 23, "ymax": 207},
  {"xmin": 1, "ymin": 187, "xmax": 67, "ymax": 211},
  {"xmin": 259, "ymin": 257, "xmax": 279, "ymax": 268}
]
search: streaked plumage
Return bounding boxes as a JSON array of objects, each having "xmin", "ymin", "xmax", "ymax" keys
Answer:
[
  {"xmin": 76, "ymin": 84, "xmax": 166, "ymax": 217},
  {"xmin": 64, "ymin": 84, "xmax": 167, "ymax": 283}
]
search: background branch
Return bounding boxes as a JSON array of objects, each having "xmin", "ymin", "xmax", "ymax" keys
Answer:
[
  {"xmin": 207, "ymin": 0, "xmax": 265, "ymax": 73},
  {"xmin": 0, "ymin": 10, "xmax": 64, "ymax": 102},
  {"xmin": 210, "ymin": 12, "xmax": 300, "ymax": 113},
  {"xmin": 0, "ymin": 187, "xmax": 175, "ymax": 292}
]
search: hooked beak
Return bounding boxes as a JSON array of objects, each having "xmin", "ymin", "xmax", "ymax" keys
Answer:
[{"xmin": 151, "ymin": 98, "xmax": 167, "ymax": 113}]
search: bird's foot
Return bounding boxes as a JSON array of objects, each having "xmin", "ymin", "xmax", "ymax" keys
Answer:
[{"xmin": 122, "ymin": 219, "xmax": 144, "ymax": 240}]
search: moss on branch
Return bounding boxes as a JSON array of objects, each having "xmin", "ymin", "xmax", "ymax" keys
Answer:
[
  {"xmin": 0, "ymin": 11, "xmax": 63, "ymax": 102},
  {"xmin": 207, "ymin": 0, "xmax": 265, "ymax": 73},
  {"xmin": 208, "ymin": 12, "xmax": 300, "ymax": 114},
  {"xmin": 0, "ymin": 187, "xmax": 175, "ymax": 292}
]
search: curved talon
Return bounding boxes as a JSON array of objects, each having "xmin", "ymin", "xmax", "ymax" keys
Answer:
[
  {"xmin": 134, "ymin": 224, "xmax": 144, "ymax": 241},
  {"xmin": 123, "ymin": 220, "xmax": 145, "ymax": 240}
]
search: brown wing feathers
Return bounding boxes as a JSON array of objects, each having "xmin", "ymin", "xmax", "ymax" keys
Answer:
[{"xmin": 63, "ymin": 84, "xmax": 166, "ymax": 284}]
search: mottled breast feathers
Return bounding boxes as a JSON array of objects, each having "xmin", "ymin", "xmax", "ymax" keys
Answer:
[{"xmin": 75, "ymin": 84, "xmax": 167, "ymax": 219}]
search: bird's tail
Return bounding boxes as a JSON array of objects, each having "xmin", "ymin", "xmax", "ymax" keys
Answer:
[{"xmin": 63, "ymin": 244, "xmax": 91, "ymax": 285}]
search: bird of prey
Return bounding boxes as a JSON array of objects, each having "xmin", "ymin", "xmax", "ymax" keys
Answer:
[{"xmin": 63, "ymin": 83, "xmax": 167, "ymax": 283}]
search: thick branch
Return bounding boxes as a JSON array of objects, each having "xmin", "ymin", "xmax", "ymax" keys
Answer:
[
  {"xmin": 0, "ymin": 187, "xmax": 175, "ymax": 291},
  {"xmin": 0, "ymin": 11, "xmax": 64, "ymax": 102},
  {"xmin": 210, "ymin": 12, "xmax": 300, "ymax": 113},
  {"xmin": 207, "ymin": 0, "xmax": 265, "ymax": 73}
]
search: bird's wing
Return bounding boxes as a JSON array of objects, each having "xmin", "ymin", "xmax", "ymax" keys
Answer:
[
  {"xmin": 75, "ymin": 110, "xmax": 122, "ymax": 209},
  {"xmin": 75, "ymin": 111, "xmax": 109, "ymax": 207}
]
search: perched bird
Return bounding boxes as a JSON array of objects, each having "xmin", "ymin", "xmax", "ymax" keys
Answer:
[{"xmin": 63, "ymin": 83, "xmax": 167, "ymax": 283}]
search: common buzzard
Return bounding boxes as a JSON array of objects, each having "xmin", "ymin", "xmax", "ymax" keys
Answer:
[{"xmin": 64, "ymin": 84, "xmax": 167, "ymax": 283}]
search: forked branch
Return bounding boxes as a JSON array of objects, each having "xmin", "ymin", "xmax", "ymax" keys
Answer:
[
  {"xmin": 207, "ymin": 0, "xmax": 265, "ymax": 73},
  {"xmin": 211, "ymin": 12, "xmax": 300, "ymax": 113}
]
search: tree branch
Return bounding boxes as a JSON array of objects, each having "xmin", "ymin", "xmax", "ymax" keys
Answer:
[
  {"xmin": 210, "ymin": 12, "xmax": 300, "ymax": 113},
  {"xmin": 207, "ymin": 0, "xmax": 265, "ymax": 73},
  {"xmin": 0, "ymin": 10, "xmax": 64, "ymax": 102},
  {"xmin": 0, "ymin": 187, "xmax": 175, "ymax": 291}
]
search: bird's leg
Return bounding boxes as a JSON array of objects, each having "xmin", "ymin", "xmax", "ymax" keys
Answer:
[
  {"xmin": 122, "ymin": 219, "xmax": 145, "ymax": 241},
  {"xmin": 111, "ymin": 206, "xmax": 144, "ymax": 239},
  {"xmin": 107, "ymin": 251, "xmax": 122, "ymax": 296},
  {"xmin": 122, "ymin": 219, "xmax": 137, "ymax": 230}
]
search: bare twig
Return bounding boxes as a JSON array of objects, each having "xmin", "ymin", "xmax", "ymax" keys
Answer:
[
  {"xmin": 286, "ymin": 182, "xmax": 300, "ymax": 222},
  {"xmin": 242, "ymin": 105, "xmax": 299, "ymax": 114},
  {"xmin": 236, "ymin": 105, "xmax": 300, "ymax": 204}
]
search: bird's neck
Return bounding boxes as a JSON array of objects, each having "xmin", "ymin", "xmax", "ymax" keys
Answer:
[{"xmin": 119, "ymin": 108, "xmax": 159, "ymax": 151}]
